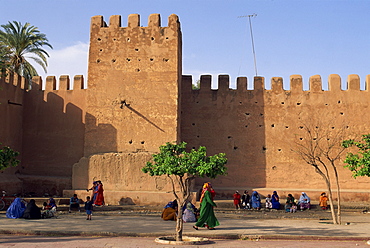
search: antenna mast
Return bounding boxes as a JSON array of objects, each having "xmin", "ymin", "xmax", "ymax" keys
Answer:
[{"xmin": 238, "ymin": 13, "xmax": 258, "ymax": 77}]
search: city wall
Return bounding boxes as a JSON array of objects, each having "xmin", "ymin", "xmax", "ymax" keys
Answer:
[{"xmin": 1, "ymin": 13, "xmax": 370, "ymax": 204}]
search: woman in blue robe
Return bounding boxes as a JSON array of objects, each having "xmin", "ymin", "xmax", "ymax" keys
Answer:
[
  {"xmin": 251, "ymin": 191, "xmax": 261, "ymax": 210},
  {"xmin": 271, "ymin": 191, "xmax": 281, "ymax": 209},
  {"xmin": 6, "ymin": 198, "xmax": 26, "ymax": 219}
]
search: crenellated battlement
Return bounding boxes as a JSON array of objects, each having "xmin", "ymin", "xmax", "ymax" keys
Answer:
[
  {"xmin": 182, "ymin": 74, "xmax": 370, "ymax": 92},
  {"xmin": 31, "ymin": 75, "xmax": 85, "ymax": 91},
  {"xmin": 90, "ymin": 13, "xmax": 180, "ymax": 30}
]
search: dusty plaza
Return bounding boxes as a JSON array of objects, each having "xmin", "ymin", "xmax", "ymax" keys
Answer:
[{"xmin": 1, "ymin": 13, "xmax": 370, "ymax": 206}]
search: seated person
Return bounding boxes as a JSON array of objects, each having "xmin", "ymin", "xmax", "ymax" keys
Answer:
[
  {"xmin": 42, "ymin": 198, "xmax": 57, "ymax": 218},
  {"xmin": 271, "ymin": 191, "xmax": 280, "ymax": 209},
  {"xmin": 6, "ymin": 198, "xmax": 26, "ymax": 219},
  {"xmin": 285, "ymin": 194, "xmax": 295, "ymax": 212},
  {"xmin": 298, "ymin": 192, "xmax": 311, "ymax": 211},
  {"xmin": 265, "ymin": 194, "xmax": 272, "ymax": 209},
  {"xmin": 69, "ymin": 194, "xmax": 81, "ymax": 213},
  {"xmin": 23, "ymin": 199, "xmax": 41, "ymax": 219},
  {"xmin": 182, "ymin": 202, "xmax": 197, "ymax": 223},
  {"xmin": 161, "ymin": 200, "xmax": 178, "ymax": 221}
]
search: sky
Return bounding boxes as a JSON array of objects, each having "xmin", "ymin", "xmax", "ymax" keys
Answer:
[{"xmin": 1, "ymin": 0, "xmax": 369, "ymax": 90}]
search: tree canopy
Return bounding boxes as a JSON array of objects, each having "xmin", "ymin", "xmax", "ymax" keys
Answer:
[
  {"xmin": 0, "ymin": 21, "xmax": 52, "ymax": 82},
  {"xmin": 142, "ymin": 141, "xmax": 227, "ymax": 179},
  {"xmin": 0, "ymin": 143, "xmax": 20, "ymax": 171},
  {"xmin": 142, "ymin": 141, "xmax": 227, "ymax": 241},
  {"xmin": 342, "ymin": 134, "xmax": 370, "ymax": 178}
]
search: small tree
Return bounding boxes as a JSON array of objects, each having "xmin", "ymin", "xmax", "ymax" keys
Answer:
[
  {"xmin": 342, "ymin": 134, "xmax": 370, "ymax": 178},
  {"xmin": 142, "ymin": 141, "xmax": 227, "ymax": 241},
  {"xmin": 0, "ymin": 143, "xmax": 20, "ymax": 171},
  {"xmin": 293, "ymin": 122, "xmax": 348, "ymax": 224}
]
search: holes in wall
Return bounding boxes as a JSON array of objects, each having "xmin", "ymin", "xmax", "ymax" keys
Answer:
[
  {"xmin": 99, "ymin": 49, "xmax": 103, "ymax": 52},
  {"xmin": 151, "ymin": 37, "xmax": 155, "ymax": 40},
  {"xmin": 262, "ymin": 146, "xmax": 267, "ymax": 151},
  {"xmin": 239, "ymin": 101, "xmax": 242, "ymax": 104},
  {"xmin": 113, "ymin": 38, "xmax": 117, "ymax": 41},
  {"xmin": 285, "ymin": 126, "xmax": 289, "ymax": 129},
  {"xmin": 141, "ymin": 141, "xmax": 145, "ymax": 144},
  {"xmin": 150, "ymin": 58, "xmax": 154, "ymax": 61},
  {"xmin": 299, "ymin": 126, "xmax": 303, "ymax": 129},
  {"xmin": 233, "ymin": 146, "xmax": 238, "ymax": 150},
  {"xmin": 97, "ymin": 38, "xmax": 101, "ymax": 41},
  {"xmin": 96, "ymin": 59, "xmax": 101, "ymax": 63},
  {"xmin": 163, "ymin": 58, "xmax": 169, "ymax": 62},
  {"xmin": 346, "ymin": 126, "xmax": 350, "ymax": 129},
  {"xmin": 325, "ymin": 103, "xmax": 328, "ymax": 106},
  {"xmin": 255, "ymin": 102, "xmax": 258, "ymax": 104},
  {"xmin": 338, "ymin": 100, "xmax": 341, "ymax": 104},
  {"xmin": 278, "ymin": 149, "xmax": 281, "ymax": 151},
  {"xmin": 340, "ymin": 112, "xmax": 344, "ymax": 115},
  {"xmin": 129, "ymin": 140, "xmax": 133, "ymax": 144},
  {"xmin": 297, "ymin": 102, "xmax": 301, "ymax": 105},
  {"xmin": 245, "ymin": 125, "xmax": 248, "ymax": 128},
  {"xmin": 272, "ymin": 166, "xmax": 277, "ymax": 170},
  {"xmin": 271, "ymin": 124, "xmax": 275, "ymax": 127},
  {"xmin": 260, "ymin": 113, "xmax": 264, "ymax": 116},
  {"xmin": 259, "ymin": 124, "xmax": 263, "ymax": 127},
  {"xmin": 112, "ymin": 59, "xmax": 116, "ymax": 63},
  {"xmin": 127, "ymin": 38, "xmax": 130, "ymax": 42},
  {"xmin": 166, "ymin": 37, "xmax": 169, "ymax": 39},
  {"xmin": 228, "ymin": 136, "xmax": 232, "ymax": 139},
  {"xmin": 281, "ymin": 102, "xmax": 285, "ymax": 104},
  {"xmin": 331, "ymin": 126, "xmax": 335, "ymax": 129},
  {"xmin": 196, "ymin": 135, "xmax": 200, "ymax": 138},
  {"xmin": 135, "ymin": 48, "xmax": 139, "ymax": 51},
  {"xmin": 135, "ymin": 68, "xmax": 140, "ymax": 72},
  {"xmin": 138, "ymin": 59, "xmax": 141, "ymax": 61},
  {"xmin": 192, "ymin": 147, "xmax": 196, "ymax": 149},
  {"xmin": 245, "ymin": 113, "xmax": 250, "ymax": 116},
  {"xmin": 192, "ymin": 123, "xmax": 195, "ymax": 126},
  {"xmin": 299, "ymin": 137, "xmax": 303, "ymax": 140},
  {"xmin": 313, "ymin": 137, "xmax": 317, "ymax": 140}
]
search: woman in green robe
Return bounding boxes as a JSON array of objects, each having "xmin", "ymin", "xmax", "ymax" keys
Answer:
[{"xmin": 193, "ymin": 182, "xmax": 219, "ymax": 230}]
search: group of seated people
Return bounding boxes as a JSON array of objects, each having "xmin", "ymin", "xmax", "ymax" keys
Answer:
[
  {"xmin": 236, "ymin": 191, "xmax": 328, "ymax": 212},
  {"xmin": 161, "ymin": 200, "xmax": 199, "ymax": 222},
  {"xmin": 6, "ymin": 197, "xmax": 57, "ymax": 219}
]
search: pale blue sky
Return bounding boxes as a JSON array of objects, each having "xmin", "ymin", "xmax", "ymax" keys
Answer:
[{"xmin": 1, "ymin": 0, "xmax": 369, "ymax": 89}]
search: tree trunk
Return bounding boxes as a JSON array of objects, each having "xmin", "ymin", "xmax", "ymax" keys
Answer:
[
  {"xmin": 316, "ymin": 167, "xmax": 338, "ymax": 224},
  {"xmin": 175, "ymin": 208, "xmax": 183, "ymax": 241},
  {"xmin": 333, "ymin": 165, "xmax": 342, "ymax": 224}
]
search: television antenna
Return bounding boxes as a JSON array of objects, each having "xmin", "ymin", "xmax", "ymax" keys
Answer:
[{"xmin": 238, "ymin": 13, "xmax": 258, "ymax": 77}]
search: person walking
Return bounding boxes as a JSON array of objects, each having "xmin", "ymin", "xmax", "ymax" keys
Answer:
[{"xmin": 193, "ymin": 182, "xmax": 219, "ymax": 230}]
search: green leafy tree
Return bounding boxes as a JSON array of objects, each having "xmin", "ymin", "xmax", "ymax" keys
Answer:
[
  {"xmin": 342, "ymin": 134, "xmax": 370, "ymax": 178},
  {"xmin": 0, "ymin": 21, "xmax": 52, "ymax": 85},
  {"xmin": 142, "ymin": 141, "xmax": 227, "ymax": 241},
  {"xmin": 0, "ymin": 143, "xmax": 20, "ymax": 171}
]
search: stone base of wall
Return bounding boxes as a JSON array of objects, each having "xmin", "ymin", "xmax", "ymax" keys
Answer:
[
  {"xmin": 63, "ymin": 189, "xmax": 197, "ymax": 206},
  {"xmin": 16, "ymin": 175, "xmax": 71, "ymax": 197},
  {"xmin": 0, "ymin": 173, "xmax": 23, "ymax": 195}
]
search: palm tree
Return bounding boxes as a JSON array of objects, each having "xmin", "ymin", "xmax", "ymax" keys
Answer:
[{"xmin": 0, "ymin": 21, "xmax": 52, "ymax": 85}]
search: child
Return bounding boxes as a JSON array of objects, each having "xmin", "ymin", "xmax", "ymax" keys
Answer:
[
  {"xmin": 319, "ymin": 192, "xmax": 328, "ymax": 210},
  {"xmin": 290, "ymin": 202, "xmax": 297, "ymax": 213},
  {"xmin": 84, "ymin": 196, "xmax": 93, "ymax": 220},
  {"xmin": 265, "ymin": 194, "xmax": 272, "ymax": 209},
  {"xmin": 233, "ymin": 191, "xmax": 241, "ymax": 210}
]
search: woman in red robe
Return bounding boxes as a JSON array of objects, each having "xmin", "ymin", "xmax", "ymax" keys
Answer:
[{"xmin": 94, "ymin": 181, "xmax": 105, "ymax": 206}]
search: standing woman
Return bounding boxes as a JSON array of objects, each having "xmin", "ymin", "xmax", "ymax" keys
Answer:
[
  {"xmin": 193, "ymin": 182, "xmax": 219, "ymax": 230},
  {"xmin": 94, "ymin": 180, "xmax": 105, "ymax": 206}
]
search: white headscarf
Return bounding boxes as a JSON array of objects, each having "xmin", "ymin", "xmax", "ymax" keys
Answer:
[{"xmin": 299, "ymin": 192, "xmax": 310, "ymax": 203}]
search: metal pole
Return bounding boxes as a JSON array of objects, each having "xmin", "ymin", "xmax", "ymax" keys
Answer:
[{"xmin": 238, "ymin": 14, "xmax": 258, "ymax": 77}]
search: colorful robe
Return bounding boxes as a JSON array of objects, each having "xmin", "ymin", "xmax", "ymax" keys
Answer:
[{"xmin": 195, "ymin": 190, "xmax": 219, "ymax": 228}]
